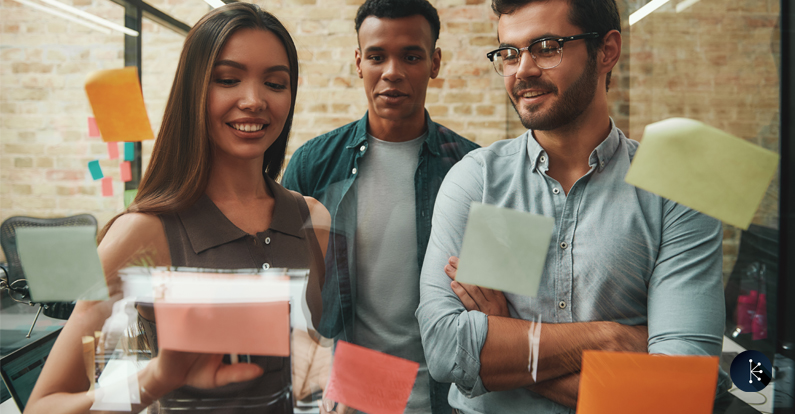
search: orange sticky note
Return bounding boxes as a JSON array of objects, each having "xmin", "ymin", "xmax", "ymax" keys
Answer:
[
  {"xmin": 84, "ymin": 67, "xmax": 154, "ymax": 142},
  {"xmin": 88, "ymin": 117, "xmax": 100, "ymax": 137},
  {"xmin": 154, "ymin": 301, "xmax": 290, "ymax": 356},
  {"xmin": 120, "ymin": 161, "xmax": 132, "ymax": 182},
  {"xmin": 107, "ymin": 142, "xmax": 119, "ymax": 159},
  {"xmin": 325, "ymin": 341, "xmax": 419, "ymax": 414},
  {"xmin": 101, "ymin": 177, "xmax": 113, "ymax": 197},
  {"xmin": 577, "ymin": 351, "xmax": 719, "ymax": 414}
]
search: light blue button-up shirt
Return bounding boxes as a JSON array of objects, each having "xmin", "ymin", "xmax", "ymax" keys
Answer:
[{"xmin": 417, "ymin": 124, "xmax": 730, "ymax": 413}]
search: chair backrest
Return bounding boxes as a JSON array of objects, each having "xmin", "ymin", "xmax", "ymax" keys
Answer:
[{"xmin": 0, "ymin": 215, "xmax": 98, "ymax": 283}]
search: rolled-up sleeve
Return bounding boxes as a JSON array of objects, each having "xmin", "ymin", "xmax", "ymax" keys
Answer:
[
  {"xmin": 647, "ymin": 200, "xmax": 725, "ymax": 357},
  {"xmin": 417, "ymin": 156, "xmax": 491, "ymax": 398}
]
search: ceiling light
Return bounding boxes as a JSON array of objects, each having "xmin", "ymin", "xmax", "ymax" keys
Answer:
[
  {"xmin": 203, "ymin": 0, "xmax": 225, "ymax": 8},
  {"xmin": 13, "ymin": 0, "xmax": 112, "ymax": 34},
  {"xmin": 629, "ymin": 0, "xmax": 671, "ymax": 26},
  {"xmin": 37, "ymin": 0, "xmax": 139, "ymax": 36},
  {"xmin": 676, "ymin": 0, "xmax": 701, "ymax": 13}
]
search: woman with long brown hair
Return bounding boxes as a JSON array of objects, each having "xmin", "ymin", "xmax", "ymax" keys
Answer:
[{"xmin": 24, "ymin": 3, "xmax": 328, "ymax": 413}]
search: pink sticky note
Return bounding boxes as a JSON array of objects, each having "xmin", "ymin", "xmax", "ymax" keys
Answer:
[
  {"xmin": 154, "ymin": 301, "xmax": 290, "ymax": 356},
  {"xmin": 107, "ymin": 142, "xmax": 119, "ymax": 159},
  {"xmin": 101, "ymin": 177, "xmax": 113, "ymax": 196},
  {"xmin": 120, "ymin": 161, "xmax": 132, "ymax": 182},
  {"xmin": 577, "ymin": 351, "xmax": 719, "ymax": 414},
  {"xmin": 88, "ymin": 117, "xmax": 100, "ymax": 137},
  {"xmin": 325, "ymin": 341, "xmax": 419, "ymax": 414}
]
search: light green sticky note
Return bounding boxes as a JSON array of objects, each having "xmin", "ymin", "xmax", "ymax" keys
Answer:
[
  {"xmin": 16, "ymin": 226, "xmax": 109, "ymax": 302},
  {"xmin": 456, "ymin": 202, "xmax": 554, "ymax": 298},
  {"xmin": 625, "ymin": 118, "xmax": 779, "ymax": 230},
  {"xmin": 124, "ymin": 189, "xmax": 138, "ymax": 208}
]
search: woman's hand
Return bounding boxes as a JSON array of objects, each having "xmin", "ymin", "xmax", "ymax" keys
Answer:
[
  {"xmin": 445, "ymin": 256, "xmax": 510, "ymax": 317},
  {"xmin": 147, "ymin": 350, "xmax": 264, "ymax": 395}
]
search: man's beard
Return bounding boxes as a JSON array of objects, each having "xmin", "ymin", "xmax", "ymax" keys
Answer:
[{"xmin": 510, "ymin": 55, "xmax": 599, "ymax": 131}]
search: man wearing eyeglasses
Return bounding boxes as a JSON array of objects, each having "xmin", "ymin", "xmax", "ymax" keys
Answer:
[{"xmin": 417, "ymin": 0, "xmax": 729, "ymax": 412}]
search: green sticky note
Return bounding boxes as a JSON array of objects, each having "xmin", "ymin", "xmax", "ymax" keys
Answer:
[
  {"xmin": 124, "ymin": 189, "xmax": 138, "ymax": 208},
  {"xmin": 625, "ymin": 118, "xmax": 779, "ymax": 230},
  {"xmin": 88, "ymin": 160, "xmax": 103, "ymax": 180},
  {"xmin": 456, "ymin": 202, "xmax": 554, "ymax": 298},
  {"xmin": 124, "ymin": 142, "xmax": 135, "ymax": 162},
  {"xmin": 16, "ymin": 226, "xmax": 109, "ymax": 302}
]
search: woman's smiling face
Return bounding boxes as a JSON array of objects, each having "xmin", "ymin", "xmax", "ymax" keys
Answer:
[{"xmin": 207, "ymin": 28, "xmax": 292, "ymax": 162}]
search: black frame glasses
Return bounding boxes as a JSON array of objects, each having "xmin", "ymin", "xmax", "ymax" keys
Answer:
[{"xmin": 486, "ymin": 32, "xmax": 600, "ymax": 76}]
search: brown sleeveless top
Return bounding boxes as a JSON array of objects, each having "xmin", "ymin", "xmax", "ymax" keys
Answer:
[{"xmin": 140, "ymin": 177, "xmax": 324, "ymax": 413}]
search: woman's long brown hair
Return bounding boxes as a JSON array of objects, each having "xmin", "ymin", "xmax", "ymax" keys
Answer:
[{"xmin": 98, "ymin": 3, "xmax": 299, "ymax": 241}]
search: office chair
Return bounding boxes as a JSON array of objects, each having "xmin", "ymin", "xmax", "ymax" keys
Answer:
[{"xmin": 0, "ymin": 214, "xmax": 98, "ymax": 336}]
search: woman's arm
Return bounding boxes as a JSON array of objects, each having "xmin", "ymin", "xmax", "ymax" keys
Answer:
[
  {"xmin": 25, "ymin": 213, "xmax": 265, "ymax": 414},
  {"xmin": 303, "ymin": 197, "xmax": 330, "ymax": 330}
]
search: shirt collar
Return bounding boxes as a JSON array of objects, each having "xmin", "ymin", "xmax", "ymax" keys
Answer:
[
  {"xmin": 344, "ymin": 110, "xmax": 442, "ymax": 156},
  {"xmin": 179, "ymin": 176, "xmax": 304, "ymax": 255},
  {"xmin": 526, "ymin": 118, "xmax": 620, "ymax": 173}
]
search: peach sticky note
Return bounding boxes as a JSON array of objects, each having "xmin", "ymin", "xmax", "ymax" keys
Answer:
[
  {"xmin": 84, "ymin": 67, "xmax": 154, "ymax": 142},
  {"xmin": 577, "ymin": 351, "xmax": 719, "ymax": 414},
  {"xmin": 88, "ymin": 117, "xmax": 100, "ymax": 137},
  {"xmin": 101, "ymin": 177, "xmax": 113, "ymax": 197},
  {"xmin": 120, "ymin": 161, "xmax": 132, "ymax": 182},
  {"xmin": 325, "ymin": 341, "xmax": 419, "ymax": 414},
  {"xmin": 107, "ymin": 142, "xmax": 119, "ymax": 159},
  {"xmin": 154, "ymin": 301, "xmax": 290, "ymax": 356}
]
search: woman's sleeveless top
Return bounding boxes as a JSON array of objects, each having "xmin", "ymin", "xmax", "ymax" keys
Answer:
[{"xmin": 140, "ymin": 177, "xmax": 323, "ymax": 413}]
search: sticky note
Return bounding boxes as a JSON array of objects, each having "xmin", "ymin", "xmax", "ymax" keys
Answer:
[
  {"xmin": 325, "ymin": 341, "xmax": 419, "ymax": 414},
  {"xmin": 625, "ymin": 118, "xmax": 779, "ymax": 230},
  {"xmin": 456, "ymin": 202, "xmax": 554, "ymax": 298},
  {"xmin": 88, "ymin": 160, "xmax": 103, "ymax": 180},
  {"xmin": 107, "ymin": 142, "xmax": 119, "ymax": 159},
  {"xmin": 120, "ymin": 161, "xmax": 132, "ymax": 182},
  {"xmin": 88, "ymin": 117, "xmax": 100, "ymax": 137},
  {"xmin": 577, "ymin": 351, "xmax": 719, "ymax": 414},
  {"xmin": 84, "ymin": 67, "xmax": 154, "ymax": 142},
  {"xmin": 123, "ymin": 189, "xmax": 137, "ymax": 208},
  {"xmin": 101, "ymin": 177, "xmax": 113, "ymax": 196},
  {"xmin": 154, "ymin": 301, "xmax": 290, "ymax": 356},
  {"xmin": 16, "ymin": 226, "xmax": 108, "ymax": 302},
  {"xmin": 123, "ymin": 142, "xmax": 135, "ymax": 162}
]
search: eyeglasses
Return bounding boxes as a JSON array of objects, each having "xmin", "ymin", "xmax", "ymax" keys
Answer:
[{"xmin": 486, "ymin": 32, "xmax": 600, "ymax": 77}]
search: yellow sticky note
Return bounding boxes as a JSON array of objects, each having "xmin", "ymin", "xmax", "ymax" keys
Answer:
[
  {"xmin": 577, "ymin": 351, "xmax": 719, "ymax": 414},
  {"xmin": 84, "ymin": 67, "xmax": 154, "ymax": 142},
  {"xmin": 625, "ymin": 118, "xmax": 779, "ymax": 230}
]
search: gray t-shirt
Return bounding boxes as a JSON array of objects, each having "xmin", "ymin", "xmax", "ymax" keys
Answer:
[{"xmin": 354, "ymin": 132, "xmax": 429, "ymax": 413}]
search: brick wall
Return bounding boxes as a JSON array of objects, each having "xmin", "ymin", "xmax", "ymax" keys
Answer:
[
  {"xmin": 627, "ymin": 0, "xmax": 780, "ymax": 279},
  {"xmin": 0, "ymin": 0, "xmax": 781, "ymax": 279}
]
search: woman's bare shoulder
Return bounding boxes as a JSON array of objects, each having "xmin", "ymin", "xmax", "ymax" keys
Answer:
[{"xmin": 99, "ymin": 212, "xmax": 171, "ymax": 270}]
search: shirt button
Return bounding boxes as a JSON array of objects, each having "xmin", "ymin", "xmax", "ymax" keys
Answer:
[
  {"xmin": 262, "ymin": 263, "xmax": 270, "ymax": 270},
  {"xmin": 352, "ymin": 167, "xmax": 357, "ymax": 174},
  {"xmin": 539, "ymin": 155, "xmax": 547, "ymax": 163},
  {"xmin": 552, "ymin": 188, "xmax": 560, "ymax": 194},
  {"xmin": 600, "ymin": 161, "xmax": 605, "ymax": 168},
  {"xmin": 559, "ymin": 301, "xmax": 567, "ymax": 309},
  {"xmin": 560, "ymin": 241, "xmax": 569, "ymax": 249},
  {"xmin": 360, "ymin": 145, "xmax": 366, "ymax": 152},
  {"xmin": 264, "ymin": 237, "xmax": 271, "ymax": 245}
]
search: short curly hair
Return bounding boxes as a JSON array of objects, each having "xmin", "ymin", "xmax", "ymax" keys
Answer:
[{"xmin": 355, "ymin": 0, "xmax": 441, "ymax": 46}]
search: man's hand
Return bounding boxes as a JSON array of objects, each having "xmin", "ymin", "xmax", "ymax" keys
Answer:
[
  {"xmin": 445, "ymin": 256, "xmax": 510, "ymax": 317},
  {"xmin": 151, "ymin": 350, "xmax": 264, "ymax": 392}
]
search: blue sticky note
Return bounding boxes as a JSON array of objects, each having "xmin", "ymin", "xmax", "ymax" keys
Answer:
[
  {"xmin": 124, "ymin": 142, "xmax": 135, "ymax": 162},
  {"xmin": 88, "ymin": 160, "xmax": 103, "ymax": 180}
]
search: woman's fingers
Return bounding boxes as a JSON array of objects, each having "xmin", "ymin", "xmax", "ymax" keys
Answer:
[{"xmin": 213, "ymin": 362, "xmax": 264, "ymax": 387}]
